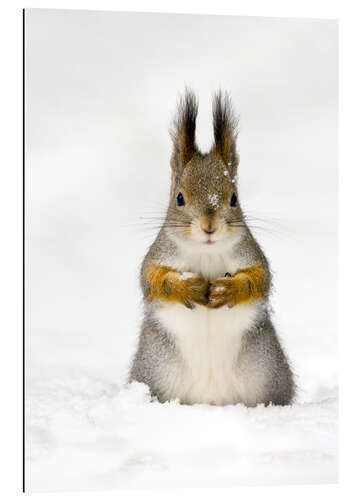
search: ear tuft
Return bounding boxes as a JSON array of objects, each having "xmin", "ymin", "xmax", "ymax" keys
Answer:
[
  {"xmin": 170, "ymin": 89, "xmax": 198, "ymax": 173},
  {"xmin": 211, "ymin": 91, "xmax": 239, "ymax": 171}
]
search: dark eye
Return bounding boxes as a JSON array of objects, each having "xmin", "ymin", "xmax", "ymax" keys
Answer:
[
  {"xmin": 177, "ymin": 192, "xmax": 185, "ymax": 206},
  {"xmin": 230, "ymin": 193, "xmax": 238, "ymax": 207}
]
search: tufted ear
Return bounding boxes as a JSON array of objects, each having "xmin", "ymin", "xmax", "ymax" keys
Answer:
[
  {"xmin": 211, "ymin": 91, "xmax": 239, "ymax": 174},
  {"xmin": 170, "ymin": 90, "xmax": 198, "ymax": 175}
]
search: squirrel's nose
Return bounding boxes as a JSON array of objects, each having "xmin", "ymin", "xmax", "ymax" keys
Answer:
[{"xmin": 203, "ymin": 227, "xmax": 216, "ymax": 235}]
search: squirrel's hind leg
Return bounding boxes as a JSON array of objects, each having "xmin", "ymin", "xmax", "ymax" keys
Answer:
[
  {"xmin": 129, "ymin": 316, "xmax": 182, "ymax": 402},
  {"xmin": 237, "ymin": 317, "xmax": 296, "ymax": 407}
]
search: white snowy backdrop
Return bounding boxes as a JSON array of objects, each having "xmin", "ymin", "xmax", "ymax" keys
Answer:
[{"xmin": 25, "ymin": 9, "xmax": 338, "ymax": 492}]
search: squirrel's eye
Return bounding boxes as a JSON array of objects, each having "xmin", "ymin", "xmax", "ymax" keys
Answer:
[
  {"xmin": 230, "ymin": 193, "xmax": 238, "ymax": 207},
  {"xmin": 177, "ymin": 192, "xmax": 185, "ymax": 206}
]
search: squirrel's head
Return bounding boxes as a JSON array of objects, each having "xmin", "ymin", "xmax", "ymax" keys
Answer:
[{"xmin": 167, "ymin": 90, "xmax": 245, "ymax": 248}]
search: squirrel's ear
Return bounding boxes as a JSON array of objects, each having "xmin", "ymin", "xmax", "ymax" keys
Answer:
[
  {"xmin": 170, "ymin": 90, "xmax": 198, "ymax": 174},
  {"xmin": 211, "ymin": 91, "xmax": 239, "ymax": 172}
]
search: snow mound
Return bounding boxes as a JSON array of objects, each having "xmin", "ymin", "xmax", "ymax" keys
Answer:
[{"xmin": 26, "ymin": 376, "xmax": 338, "ymax": 492}]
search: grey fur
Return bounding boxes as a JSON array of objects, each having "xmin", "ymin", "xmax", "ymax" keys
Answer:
[{"xmin": 129, "ymin": 91, "xmax": 295, "ymax": 407}]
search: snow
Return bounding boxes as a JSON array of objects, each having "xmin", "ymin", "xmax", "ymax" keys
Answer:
[
  {"xmin": 208, "ymin": 193, "xmax": 219, "ymax": 207},
  {"xmin": 180, "ymin": 271, "xmax": 197, "ymax": 280},
  {"xmin": 25, "ymin": 10, "xmax": 337, "ymax": 493},
  {"xmin": 26, "ymin": 379, "xmax": 337, "ymax": 492}
]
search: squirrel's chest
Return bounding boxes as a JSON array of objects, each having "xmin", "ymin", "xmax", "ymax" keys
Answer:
[
  {"xmin": 154, "ymin": 247, "xmax": 261, "ymax": 404},
  {"xmin": 174, "ymin": 250, "xmax": 238, "ymax": 281}
]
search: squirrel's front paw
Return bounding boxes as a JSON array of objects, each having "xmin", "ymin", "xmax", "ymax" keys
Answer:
[
  {"xmin": 207, "ymin": 278, "xmax": 237, "ymax": 309},
  {"xmin": 181, "ymin": 276, "xmax": 209, "ymax": 309}
]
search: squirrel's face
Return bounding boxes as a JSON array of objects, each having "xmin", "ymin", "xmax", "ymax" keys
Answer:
[
  {"xmin": 168, "ymin": 154, "xmax": 245, "ymax": 246},
  {"xmin": 167, "ymin": 90, "xmax": 243, "ymax": 247}
]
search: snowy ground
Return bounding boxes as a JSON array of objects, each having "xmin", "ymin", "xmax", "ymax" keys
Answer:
[
  {"xmin": 25, "ymin": 200, "xmax": 338, "ymax": 492},
  {"xmin": 25, "ymin": 10, "xmax": 337, "ymax": 492},
  {"xmin": 26, "ymin": 379, "xmax": 337, "ymax": 492}
]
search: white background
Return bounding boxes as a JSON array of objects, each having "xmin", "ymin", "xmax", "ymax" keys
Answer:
[
  {"xmin": 0, "ymin": 1, "xmax": 356, "ymax": 500},
  {"xmin": 24, "ymin": 7, "xmax": 339, "ymax": 492},
  {"xmin": 26, "ymin": 8, "xmax": 338, "ymax": 389}
]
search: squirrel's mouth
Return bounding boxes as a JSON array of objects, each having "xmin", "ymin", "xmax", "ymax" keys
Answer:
[{"xmin": 205, "ymin": 238, "xmax": 215, "ymax": 245}]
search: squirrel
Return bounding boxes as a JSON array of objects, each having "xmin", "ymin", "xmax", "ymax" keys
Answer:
[{"xmin": 129, "ymin": 90, "xmax": 295, "ymax": 407}]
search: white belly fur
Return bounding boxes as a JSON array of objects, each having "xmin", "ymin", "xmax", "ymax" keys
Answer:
[
  {"xmin": 154, "ymin": 301, "xmax": 262, "ymax": 405},
  {"xmin": 154, "ymin": 238, "xmax": 264, "ymax": 405}
]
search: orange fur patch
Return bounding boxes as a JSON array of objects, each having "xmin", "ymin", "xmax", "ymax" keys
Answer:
[
  {"xmin": 208, "ymin": 266, "xmax": 267, "ymax": 309},
  {"xmin": 146, "ymin": 265, "xmax": 209, "ymax": 309},
  {"xmin": 232, "ymin": 266, "xmax": 267, "ymax": 305}
]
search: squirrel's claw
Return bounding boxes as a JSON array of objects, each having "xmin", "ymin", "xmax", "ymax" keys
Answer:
[{"xmin": 207, "ymin": 280, "xmax": 234, "ymax": 308}]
